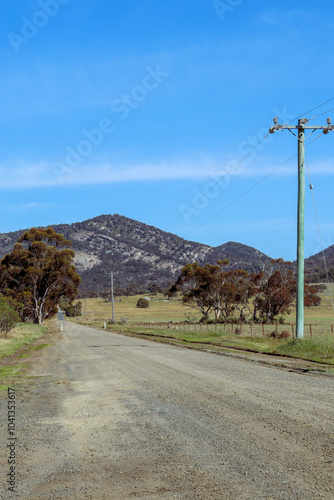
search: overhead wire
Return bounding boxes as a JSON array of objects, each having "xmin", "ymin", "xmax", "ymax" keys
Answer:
[
  {"xmin": 305, "ymin": 150, "xmax": 334, "ymax": 311},
  {"xmin": 309, "ymin": 106, "xmax": 334, "ymax": 122},
  {"xmin": 183, "ymin": 133, "xmax": 323, "ymax": 238},
  {"xmin": 164, "ymin": 98, "xmax": 334, "ymax": 236},
  {"xmin": 284, "ymin": 97, "xmax": 334, "ymax": 125},
  {"xmin": 164, "ymin": 132, "xmax": 270, "ymax": 231}
]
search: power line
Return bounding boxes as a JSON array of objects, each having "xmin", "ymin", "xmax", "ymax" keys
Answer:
[
  {"xmin": 309, "ymin": 106, "xmax": 334, "ymax": 122},
  {"xmin": 305, "ymin": 150, "xmax": 334, "ymax": 311},
  {"xmin": 164, "ymin": 133, "xmax": 270, "ymax": 231},
  {"xmin": 284, "ymin": 97, "xmax": 334, "ymax": 125},
  {"xmin": 183, "ymin": 133, "xmax": 323, "ymax": 238},
  {"xmin": 165, "ymin": 99, "xmax": 334, "ymax": 234},
  {"xmin": 183, "ymin": 153, "xmax": 296, "ymax": 238}
]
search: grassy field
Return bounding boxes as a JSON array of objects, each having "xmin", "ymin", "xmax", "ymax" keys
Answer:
[
  {"xmin": 80, "ymin": 290, "xmax": 334, "ymax": 334},
  {"xmin": 83, "ymin": 295, "xmax": 201, "ymax": 323}
]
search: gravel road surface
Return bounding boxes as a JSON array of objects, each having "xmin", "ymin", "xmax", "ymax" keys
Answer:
[{"xmin": 1, "ymin": 321, "xmax": 333, "ymax": 499}]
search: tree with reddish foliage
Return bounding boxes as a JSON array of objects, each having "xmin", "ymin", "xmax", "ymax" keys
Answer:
[
  {"xmin": 251, "ymin": 259, "xmax": 296, "ymax": 322},
  {"xmin": 172, "ymin": 258, "xmax": 323, "ymax": 323},
  {"xmin": 304, "ymin": 284, "xmax": 325, "ymax": 307},
  {"xmin": 231, "ymin": 270, "xmax": 255, "ymax": 321},
  {"xmin": 0, "ymin": 228, "xmax": 80, "ymax": 324},
  {"xmin": 171, "ymin": 260, "xmax": 251, "ymax": 321},
  {"xmin": 169, "ymin": 262, "xmax": 218, "ymax": 319}
]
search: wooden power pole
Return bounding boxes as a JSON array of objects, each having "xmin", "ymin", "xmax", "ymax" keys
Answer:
[{"xmin": 269, "ymin": 117, "xmax": 334, "ymax": 339}]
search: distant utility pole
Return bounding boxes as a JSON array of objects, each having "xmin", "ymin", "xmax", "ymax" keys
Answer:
[
  {"xmin": 104, "ymin": 270, "xmax": 118, "ymax": 320},
  {"xmin": 269, "ymin": 117, "xmax": 334, "ymax": 339}
]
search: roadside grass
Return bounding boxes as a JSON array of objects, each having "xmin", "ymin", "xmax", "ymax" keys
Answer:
[
  {"xmin": 75, "ymin": 291, "xmax": 334, "ymax": 365},
  {"xmin": 275, "ymin": 335, "xmax": 334, "ymax": 364},
  {"xmin": 0, "ymin": 324, "xmax": 47, "ymax": 359},
  {"xmin": 76, "ymin": 320, "xmax": 334, "ymax": 366},
  {"xmin": 0, "ymin": 365, "xmax": 25, "ymax": 380},
  {"xmin": 0, "ymin": 364, "xmax": 29, "ymax": 395},
  {"xmin": 0, "ymin": 324, "xmax": 48, "ymax": 394},
  {"xmin": 82, "ymin": 322, "xmax": 289, "ymax": 354}
]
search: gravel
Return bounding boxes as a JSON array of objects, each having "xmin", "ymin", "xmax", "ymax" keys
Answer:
[{"xmin": 0, "ymin": 321, "xmax": 333, "ymax": 499}]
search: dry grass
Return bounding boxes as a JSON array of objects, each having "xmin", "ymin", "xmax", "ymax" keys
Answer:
[
  {"xmin": 80, "ymin": 291, "xmax": 334, "ymax": 336},
  {"xmin": 83, "ymin": 295, "xmax": 201, "ymax": 323}
]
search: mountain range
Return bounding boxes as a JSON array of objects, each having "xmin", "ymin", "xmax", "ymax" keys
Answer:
[{"xmin": 0, "ymin": 214, "xmax": 333, "ymax": 294}]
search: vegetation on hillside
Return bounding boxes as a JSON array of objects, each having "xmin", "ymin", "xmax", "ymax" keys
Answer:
[{"xmin": 0, "ymin": 214, "xmax": 272, "ymax": 296}]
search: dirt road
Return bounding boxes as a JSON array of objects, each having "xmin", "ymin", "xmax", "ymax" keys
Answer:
[{"xmin": 1, "ymin": 322, "xmax": 333, "ymax": 499}]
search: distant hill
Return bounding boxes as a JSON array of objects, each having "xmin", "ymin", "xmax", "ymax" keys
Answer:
[
  {"xmin": 0, "ymin": 214, "xmax": 273, "ymax": 295},
  {"xmin": 304, "ymin": 246, "xmax": 334, "ymax": 283}
]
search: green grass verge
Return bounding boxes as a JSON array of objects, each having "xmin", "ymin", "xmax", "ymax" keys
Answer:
[
  {"xmin": 0, "ymin": 324, "xmax": 47, "ymax": 359},
  {"xmin": 79, "ymin": 320, "xmax": 334, "ymax": 365},
  {"xmin": 275, "ymin": 335, "xmax": 334, "ymax": 364},
  {"xmin": 0, "ymin": 364, "xmax": 28, "ymax": 394},
  {"xmin": 0, "ymin": 324, "xmax": 49, "ymax": 395}
]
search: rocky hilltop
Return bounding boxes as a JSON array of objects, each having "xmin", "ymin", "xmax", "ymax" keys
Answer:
[{"xmin": 0, "ymin": 214, "xmax": 291, "ymax": 294}]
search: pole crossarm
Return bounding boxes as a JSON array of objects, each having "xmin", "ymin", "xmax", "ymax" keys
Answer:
[
  {"xmin": 268, "ymin": 116, "xmax": 333, "ymax": 339},
  {"xmin": 269, "ymin": 117, "xmax": 334, "ymax": 135}
]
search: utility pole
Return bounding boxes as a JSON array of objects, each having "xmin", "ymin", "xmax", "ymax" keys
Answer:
[
  {"xmin": 104, "ymin": 270, "xmax": 118, "ymax": 320},
  {"xmin": 269, "ymin": 117, "xmax": 334, "ymax": 339}
]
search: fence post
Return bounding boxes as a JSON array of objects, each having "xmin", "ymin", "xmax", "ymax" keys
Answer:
[
  {"xmin": 331, "ymin": 324, "xmax": 333, "ymax": 334},
  {"xmin": 250, "ymin": 323, "xmax": 253, "ymax": 336},
  {"xmin": 262, "ymin": 324, "xmax": 265, "ymax": 337},
  {"xmin": 292, "ymin": 323, "xmax": 294, "ymax": 337},
  {"xmin": 232, "ymin": 323, "xmax": 234, "ymax": 334},
  {"xmin": 240, "ymin": 324, "xmax": 242, "ymax": 335},
  {"xmin": 309, "ymin": 324, "xmax": 312, "ymax": 338}
]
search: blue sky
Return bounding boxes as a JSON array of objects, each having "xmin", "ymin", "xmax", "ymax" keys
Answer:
[{"xmin": 1, "ymin": 0, "xmax": 334, "ymax": 260}]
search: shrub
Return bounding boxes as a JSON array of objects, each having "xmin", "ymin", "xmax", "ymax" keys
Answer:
[
  {"xmin": 64, "ymin": 301, "xmax": 82, "ymax": 317},
  {"xmin": 226, "ymin": 317, "xmax": 239, "ymax": 324},
  {"xmin": 269, "ymin": 330, "xmax": 279, "ymax": 338},
  {"xmin": 120, "ymin": 317, "xmax": 128, "ymax": 324},
  {"xmin": 0, "ymin": 298, "xmax": 20, "ymax": 338},
  {"xmin": 234, "ymin": 327, "xmax": 241, "ymax": 335},
  {"xmin": 279, "ymin": 330, "xmax": 291, "ymax": 339},
  {"xmin": 136, "ymin": 298, "xmax": 149, "ymax": 308},
  {"xmin": 108, "ymin": 319, "xmax": 117, "ymax": 325}
]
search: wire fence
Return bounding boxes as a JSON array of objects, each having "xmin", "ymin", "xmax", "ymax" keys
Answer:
[{"xmin": 132, "ymin": 321, "xmax": 334, "ymax": 339}]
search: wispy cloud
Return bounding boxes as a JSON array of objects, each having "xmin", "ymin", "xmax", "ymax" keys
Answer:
[
  {"xmin": 1, "ymin": 157, "xmax": 333, "ymax": 190},
  {"xmin": 0, "ymin": 201, "xmax": 57, "ymax": 214}
]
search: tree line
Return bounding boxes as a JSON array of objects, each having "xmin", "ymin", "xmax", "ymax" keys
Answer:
[{"xmin": 169, "ymin": 259, "xmax": 324, "ymax": 323}]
